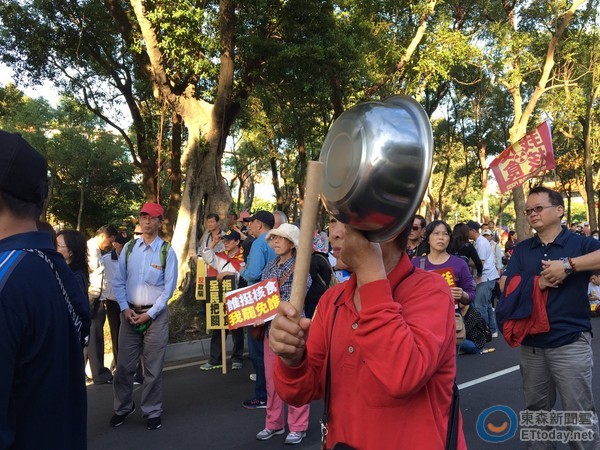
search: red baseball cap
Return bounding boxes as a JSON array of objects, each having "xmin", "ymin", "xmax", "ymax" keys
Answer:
[{"xmin": 140, "ymin": 202, "xmax": 164, "ymax": 218}]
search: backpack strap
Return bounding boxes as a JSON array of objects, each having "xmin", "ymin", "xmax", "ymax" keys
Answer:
[
  {"xmin": 0, "ymin": 250, "xmax": 26, "ymax": 292},
  {"xmin": 125, "ymin": 238, "xmax": 138, "ymax": 272},
  {"xmin": 125, "ymin": 238, "xmax": 171, "ymax": 273},
  {"xmin": 160, "ymin": 241, "xmax": 171, "ymax": 272}
]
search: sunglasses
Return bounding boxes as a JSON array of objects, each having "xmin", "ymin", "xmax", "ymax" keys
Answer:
[
  {"xmin": 134, "ymin": 231, "xmax": 143, "ymax": 236},
  {"xmin": 411, "ymin": 226, "xmax": 421, "ymax": 231},
  {"xmin": 523, "ymin": 205, "xmax": 555, "ymax": 216}
]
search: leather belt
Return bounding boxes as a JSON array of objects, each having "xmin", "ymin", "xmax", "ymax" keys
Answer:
[{"xmin": 128, "ymin": 302, "xmax": 153, "ymax": 310}]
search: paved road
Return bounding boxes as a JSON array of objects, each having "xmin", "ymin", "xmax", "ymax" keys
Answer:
[{"xmin": 88, "ymin": 319, "xmax": 600, "ymax": 449}]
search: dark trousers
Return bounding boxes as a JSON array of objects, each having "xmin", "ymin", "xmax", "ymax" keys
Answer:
[
  {"xmin": 246, "ymin": 325, "xmax": 266, "ymax": 401},
  {"xmin": 84, "ymin": 298, "xmax": 112, "ymax": 383},
  {"xmin": 209, "ymin": 328, "xmax": 245, "ymax": 364},
  {"xmin": 105, "ymin": 300, "xmax": 121, "ymax": 371}
]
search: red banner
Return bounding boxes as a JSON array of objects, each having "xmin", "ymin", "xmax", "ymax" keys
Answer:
[
  {"xmin": 225, "ymin": 278, "xmax": 281, "ymax": 330},
  {"xmin": 490, "ymin": 121, "xmax": 555, "ymax": 194}
]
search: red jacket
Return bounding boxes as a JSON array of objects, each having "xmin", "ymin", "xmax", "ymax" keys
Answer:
[
  {"xmin": 274, "ymin": 254, "xmax": 467, "ymax": 449},
  {"xmin": 500, "ymin": 274, "xmax": 550, "ymax": 347}
]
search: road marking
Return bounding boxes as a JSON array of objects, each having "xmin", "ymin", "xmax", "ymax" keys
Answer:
[
  {"xmin": 458, "ymin": 365, "xmax": 520, "ymax": 390},
  {"xmin": 164, "ymin": 361, "xmax": 205, "ymax": 372}
]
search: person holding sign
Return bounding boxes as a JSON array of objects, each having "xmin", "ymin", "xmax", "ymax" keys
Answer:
[
  {"xmin": 201, "ymin": 230, "xmax": 246, "ymax": 370},
  {"xmin": 255, "ymin": 223, "xmax": 312, "ymax": 445},
  {"xmin": 269, "ymin": 217, "xmax": 466, "ymax": 450},
  {"xmin": 411, "ymin": 220, "xmax": 476, "ymax": 307}
]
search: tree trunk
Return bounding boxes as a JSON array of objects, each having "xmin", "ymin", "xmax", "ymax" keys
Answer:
[
  {"xmin": 163, "ymin": 111, "xmax": 183, "ymax": 240},
  {"xmin": 77, "ymin": 179, "xmax": 85, "ymax": 232},
  {"xmin": 171, "ymin": 133, "xmax": 233, "ymax": 297},
  {"xmin": 581, "ymin": 81, "xmax": 600, "ymax": 230},
  {"xmin": 130, "ymin": 0, "xmax": 238, "ymax": 297},
  {"xmin": 270, "ymin": 155, "xmax": 283, "ymax": 210},
  {"xmin": 503, "ymin": 0, "xmax": 585, "ymax": 239},
  {"xmin": 478, "ymin": 141, "xmax": 490, "ymax": 223},
  {"xmin": 243, "ymin": 178, "xmax": 254, "ymax": 212}
]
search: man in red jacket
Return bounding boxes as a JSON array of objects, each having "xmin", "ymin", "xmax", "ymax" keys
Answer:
[{"xmin": 269, "ymin": 217, "xmax": 466, "ymax": 449}]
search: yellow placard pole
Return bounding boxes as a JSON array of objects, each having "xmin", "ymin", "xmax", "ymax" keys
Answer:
[{"xmin": 221, "ymin": 329, "xmax": 227, "ymax": 374}]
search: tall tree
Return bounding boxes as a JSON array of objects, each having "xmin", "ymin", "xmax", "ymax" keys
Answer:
[
  {"xmin": 0, "ymin": 0, "xmax": 180, "ymax": 231},
  {"xmin": 484, "ymin": 0, "xmax": 590, "ymax": 238}
]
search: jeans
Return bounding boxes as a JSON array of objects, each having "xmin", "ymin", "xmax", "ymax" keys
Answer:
[
  {"xmin": 246, "ymin": 325, "xmax": 266, "ymax": 401},
  {"xmin": 474, "ymin": 280, "xmax": 498, "ymax": 334},
  {"xmin": 459, "ymin": 339, "xmax": 480, "ymax": 355},
  {"xmin": 520, "ymin": 332, "xmax": 600, "ymax": 449}
]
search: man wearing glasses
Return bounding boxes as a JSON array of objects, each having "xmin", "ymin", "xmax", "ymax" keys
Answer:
[
  {"xmin": 111, "ymin": 203, "xmax": 178, "ymax": 431},
  {"xmin": 497, "ymin": 186, "xmax": 600, "ymax": 449},
  {"xmin": 406, "ymin": 214, "xmax": 427, "ymax": 260}
]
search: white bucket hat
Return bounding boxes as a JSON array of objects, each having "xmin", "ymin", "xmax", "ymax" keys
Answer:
[{"xmin": 266, "ymin": 223, "xmax": 300, "ymax": 248}]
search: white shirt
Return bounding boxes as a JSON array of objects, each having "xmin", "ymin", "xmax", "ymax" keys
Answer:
[
  {"xmin": 489, "ymin": 240, "xmax": 504, "ymax": 271},
  {"xmin": 474, "ymin": 234, "xmax": 498, "ymax": 282},
  {"xmin": 197, "ymin": 230, "xmax": 225, "ymax": 256},
  {"xmin": 113, "ymin": 236, "xmax": 178, "ymax": 319},
  {"xmin": 588, "ymin": 283, "xmax": 600, "ymax": 300},
  {"xmin": 87, "ymin": 238, "xmax": 104, "ymax": 300},
  {"xmin": 100, "ymin": 251, "xmax": 119, "ymax": 301}
]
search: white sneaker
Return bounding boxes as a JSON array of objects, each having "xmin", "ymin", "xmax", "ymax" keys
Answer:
[
  {"xmin": 256, "ymin": 428, "xmax": 285, "ymax": 440},
  {"xmin": 492, "ymin": 332, "xmax": 498, "ymax": 338},
  {"xmin": 249, "ymin": 373, "xmax": 257, "ymax": 381},
  {"xmin": 285, "ymin": 431, "xmax": 306, "ymax": 445}
]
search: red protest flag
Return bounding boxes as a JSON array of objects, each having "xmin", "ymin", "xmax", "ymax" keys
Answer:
[{"xmin": 490, "ymin": 121, "xmax": 555, "ymax": 194}]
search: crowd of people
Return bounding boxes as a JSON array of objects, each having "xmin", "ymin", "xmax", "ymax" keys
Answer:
[{"xmin": 3, "ymin": 130, "xmax": 600, "ymax": 449}]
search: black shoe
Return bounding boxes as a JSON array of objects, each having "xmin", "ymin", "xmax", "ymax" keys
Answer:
[
  {"xmin": 110, "ymin": 404, "xmax": 135, "ymax": 427},
  {"xmin": 94, "ymin": 378, "xmax": 113, "ymax": 385},
  {"xmin": 147, "ymin": 417, "xmax": 161, "ymax": 430},
  {"xmin": 242, "ymin": 398, "xmax": 267, "ymax": 409}
]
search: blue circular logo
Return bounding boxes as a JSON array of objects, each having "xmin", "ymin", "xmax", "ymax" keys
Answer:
[{"xmin": 476, "ymin": 405, "xmax": 518, "ymax": 443}]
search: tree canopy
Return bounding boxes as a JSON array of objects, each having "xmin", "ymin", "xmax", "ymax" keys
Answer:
[{"xmin": 1, "ymin": 0, "xmax": 599, "ymax": 284}]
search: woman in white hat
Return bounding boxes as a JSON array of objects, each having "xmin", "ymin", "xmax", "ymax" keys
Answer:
[{"xmin": 255, "ymin": 223, "xmax": 311, "ymax": 445}]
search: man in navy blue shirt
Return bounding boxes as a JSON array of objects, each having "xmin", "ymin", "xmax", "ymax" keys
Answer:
[
  {"xmin": 500, "ymin": 186, "xmax": 600, "ymax": 448},
  {"xmin": 0, "ymin": 131, "xmax": 89, "ymax": 449}
]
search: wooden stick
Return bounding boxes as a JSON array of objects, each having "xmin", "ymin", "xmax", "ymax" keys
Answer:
[
  {"xmin": 290, "ymin": 161, "xmax": 324, "ymax": 314},
  {"xmin": 221, "ymin": 329, "xmax": 227, "ymax": 374}
]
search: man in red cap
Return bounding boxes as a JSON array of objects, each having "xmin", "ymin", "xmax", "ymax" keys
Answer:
[{"xmin": 111, "ymin": 202, "xmax": 178, "ymax": 431}]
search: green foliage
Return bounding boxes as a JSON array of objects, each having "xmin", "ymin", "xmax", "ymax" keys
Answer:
[
  {"xmin": 0, "ymin": 85, "xmax": 142, "ymax": 233},
  {"xmin": 251, "ymin": 197, "xmax": 276, "ymax": 213},
  {"xmin": 1, "ymin": 0, "xmax": 599, "ymax": 238}
]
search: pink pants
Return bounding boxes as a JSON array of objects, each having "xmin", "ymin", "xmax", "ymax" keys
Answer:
[{"xmin": 263, "ymin": 337, "xmax": 310, "ymax": 431}]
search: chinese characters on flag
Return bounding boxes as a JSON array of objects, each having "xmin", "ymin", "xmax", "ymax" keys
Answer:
[
  {"xmin": 490, "ymin": 121, "xmax": 555, "ymax": 194},
  {"xmin": 432, "ymin": 267, "xmax": 456, "ymax": 287},
  {"xmin": 205, "ymin": 275, "xmax": 236, "ymax": 330},
  {"xmin": 225, "ymin": 278, "xmax": 281, "ymax": 330},
  {"xmin": 196, "ymin": 259, "xmax": 219, "ymax": 300}
]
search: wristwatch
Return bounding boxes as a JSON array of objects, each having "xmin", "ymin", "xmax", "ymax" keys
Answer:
[{"xmin": 560, "ymin": 257, "xmax": 574, "ymax": 275}]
